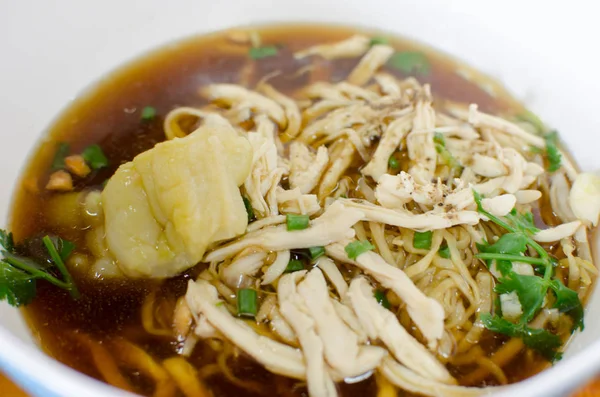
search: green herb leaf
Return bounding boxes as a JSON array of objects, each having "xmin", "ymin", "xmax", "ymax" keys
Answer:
[
  {"xmin": 0, "ymin": 230, "xmax": 79, "ymax": 307},
  {"xmin": 413, "ymin": 231, "xmax": 433, "ymax": 250},
  {"xmin": 550, "ymin": 279, "xmax": 584, "ymax": 331},
  {"xmin": 438, "ymin": 245, "xmax": 451, "ymax": 259},
  {"xmin": 477, "ymin": 233, "xmax": 528, "ymax": 256},
  {"xmin": 81, "ymin": 144, "xmax": 109, "ymax": 170},
  {"xmin": 369, "ymin": 37, "xmax": 389, "ymax": 46},
  {"xmin": 308, "ymin": 246, "xmax": 325, "ymax": 261},
  {"xmin": 433, "ymin": 132, "xmax": 446, "ymax": 147},
  {"xmin": 545, "ymin": 130, "xmax": 562, "ymax": 172},
  {"xmin": 237, "ymin": 288, "xmax": 258, "ymax": 317},
  {"xmin": 433, "ymin": 132, "xmax": 460, "ymax": 169},
  {"xmin": 388, "ymin": 51, "xmax": 431, "ymax": 75},
  {"xmin": 480, "ymin": 313, "xmax": 562, "ymax": 361},
  {"xmin": 388, "ymin": 155, "xmax": 400, "ymax": 170},
  {"xmin": 345, "ymin": 240, "xmax": 375, "ymax": 260},
  {"xmin": 516, "ymin": 110, "xmax": 546, "ymax": 135},
  {"xmin": 51, "ymin": 142, "xmax": 70, "ymax": 171},
  {"xmin": 243, "ymin": 197, "xmax": 255, "ymax": 223},
  {"xmin": 58, "ymin": 238, "xmax": 75, "ymax": 261},
  {"xmin": 284, "ymin": 259, "xmax": 304, "ymax": 273},
  {"xmin": 374, "ymin": 289, "xmax": 391, "ymax": 309},
  {"xmin": 0, "ymin": 230, "xmax": 15, "ymax": 253},
  {"xmin": 529, "ymin": 145, "xmax": 544, "ymax": 154},
  {"xmin": 42, "ymin": 236, "xmax": 79, "ymax": 299},
  {"xmin": 0, "ymin": 262, "xmax": 37, "ymax": 307},
  {"xmin": 286, "ymin": 214, "xmax": 310, "ymax": 231},
  {"xmin": 249, "ymin": 46, "xmax": 278, "ymax": 60},
  {"xmin": 140, "ymin": 106, "xmax": 157, "ymax": 121},
  {"xmin": 475, "ymin": 253, "xmax": 547, "ymax": 267},
  {"xmin": 505, "ymin": 209, "xmax": 539, "ymax": 235},
  {"xmin": 495, "ymin": 272, "xmax": 547, "ymax": 323}
]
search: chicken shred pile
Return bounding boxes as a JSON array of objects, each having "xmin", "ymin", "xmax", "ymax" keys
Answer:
[{"xmin": 85, "ymin": 34, "xmax": 599, "ymax": 397}]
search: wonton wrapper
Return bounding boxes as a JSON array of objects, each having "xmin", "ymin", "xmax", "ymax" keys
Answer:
[{"xmin": 102, "ymin": 115, "xmax": 252, "ymax": 278}]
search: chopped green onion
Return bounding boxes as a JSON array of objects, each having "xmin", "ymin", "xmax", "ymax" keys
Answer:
[
  {"xmin": 243, "ymin": 196, "xmax": 255, "ymax": 223},
  {"xmin": 81, "ymin": 144, "xmax": 109, "ymax": 170},
  {"xmin": 369, "ymin": 37, "xmax": 389, "ymax": 46},
  {"xmin": 345, "ymin": 240, "xmax": 375, "ymax": 260},
  {"xmin": 140, "ymin": 106, "xmax": 157, "ymax": 121},
  {"xmin": 249, "ymin": 46, "xmax": 278, "ymax": 60},
  {"xmin": 308, "ymin": 246, "xmax": 325, "ymax": 261},
  {"xmin": 388, "ymin": 51, "xmax": 431, "ymax": 75},
  {"xmin": 438, "ymin": 245, "xmax": 451, "ymax": 259},
  {"xmin": 545, "ymin": 130, "xmax": 562, "ymax": 172},
  {"xmin": 285, "ymin": 259, "xmax": 304, "ymax": 273},
  {"xmin": 413, "ymin": 231, "xmax": 433, "ymax": 250},
  {"xmin": 374, "ymin": 289, "xmax": 391, "ymax": 309},
  {"xmin": 237, "ymin": 288, "xmax": 257, "ymax": 317},
  {"xmin": 286, "ymin": 214, "xmax": 310, "ymax": 231},
  {"xmin": 388, "ymin": 155, "xmax": 399, "ymax": 169},
  {"xmin": 51, "ymin": 142, "xmax": 70, "ymax": 171}
]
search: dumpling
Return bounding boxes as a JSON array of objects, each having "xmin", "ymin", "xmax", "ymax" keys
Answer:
[{"xmin": 102, "ymin": 115, "xmax": 252, "ymax": 278}]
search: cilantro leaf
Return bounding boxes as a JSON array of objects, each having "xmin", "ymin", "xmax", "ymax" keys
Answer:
[
  {"xmin": 388, "ymin": 51, "xmax": 431, "ymax": 75},
  {"xmin": 345, "ymin": 240, "xmax": 375, "ymax": 260},
  {"xmin": 477, "ymin": 233, "xmax": 528, "ymax": 255},
  {"xmin": 249, "ymin": 46, "xmax": 278, "ymax": 60},
  {"xmin": 495, "ymin": 272, "xmax": 547, "ymax": 323},
  {"xmin": 480, "ymin": 314, "xmax": 562, "ymax": 361},
  {"xmin": 0, "ymin": 229, "xmax": 79, "ymax": 307},
  {"xmin": 0, "ymin": 230, "xmax": 15, "ymax": 253},
  {"xmin": 0, "ymin": 262, "xmax": 37, "ymax": 307},
  {"xmin": 545, "ymin": 131, "xmax": 562, "ymax": 172},
  {"xmin": 516, "ymin": 110, "xmax": 546, "ymax": 135},
  {"xmin": 505, "ymin": 209, "xmax": 539, "ymax": 235},
  {"xmin": 550, "ymin": 279, "xmax": 584, "ymax": 331}
]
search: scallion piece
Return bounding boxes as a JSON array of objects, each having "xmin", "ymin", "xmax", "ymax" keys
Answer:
[
  {"xmin": 308, "ymin": 246, "xmax": 325, "ymax": 261},
  {"xmin": 413, "ymin": 231, "xmax": 433, "ymax": 250},
  {"xmin": 345, "ymin": 240, "xmax": 375, "ymax": 260},
  {"xmin": 388, "ymin": 155, "xmax": 399, "ymax": 169},
  {"xmin": 374, "ymin": 289, "xmax": 391, "ymax": 309},
  {"xmin": 285, "ymin": 259, "xmax": 304, "ymax": 273},
  {"xmin": 286, "ymin": 214, "xmax": 310, "ymax": 231},
  {"xmin": 369, "ymin": 37, "xmax": 389, "ymax": 46},
  {"xmin": 81, "ymin": 144, "xmax": 109, "ymax": 170},
  {"xmin": 438, "ymin": 245, "xmax": 451, "ymax": 259},
  {"xmin": 237, "ymin": 288, "xmax": 257, "ymax": 318},
  {"xmin": 140, "ymin": 106, "xmax": 157, "ymax": 121},
  {"xmin": 243, "ymin": 196, "xmax": 255, "ymax": 223},
  {"xmin": 51, "ymin": 142, "xmax": 70, "ymax": 171},
  {"xmin": 249, "ymin": 46, "xmax": 278, "ymax": 60},
  {"xmin": 388, "ymin": 51, "xmax": 431, "ymax": 75}
]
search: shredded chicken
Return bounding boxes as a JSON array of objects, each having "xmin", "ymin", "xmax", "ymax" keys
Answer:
[
  {"xmin": 326, "ymin": 243, "xmax": 445, "ymax": 349},
  {"xmin": 294, "ymin": 35, "xmax": 370, "ymax": 59},
  {"xmin": 185, "ymin": 280, "xmax": 306, "ymax": 379}
]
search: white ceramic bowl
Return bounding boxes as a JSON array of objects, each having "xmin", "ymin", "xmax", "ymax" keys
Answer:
[{"xmin": 1, "ymin": 1, "xmax": 599, "ymax": 396}]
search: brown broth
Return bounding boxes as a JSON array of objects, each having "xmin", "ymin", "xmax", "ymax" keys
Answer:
[{"xmin": 12, "ymin": 24, "xmax": 546, "ymax": 396}]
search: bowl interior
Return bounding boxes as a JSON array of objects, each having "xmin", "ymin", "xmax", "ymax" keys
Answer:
[{"xmin": 0, "ymin": 1, "xmax": 599, "ymax": 396}]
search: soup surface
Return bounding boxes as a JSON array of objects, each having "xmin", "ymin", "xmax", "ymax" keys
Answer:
[{"xmin": 6, "ymin": 24, "xmax": 598, "ymax": 397}]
